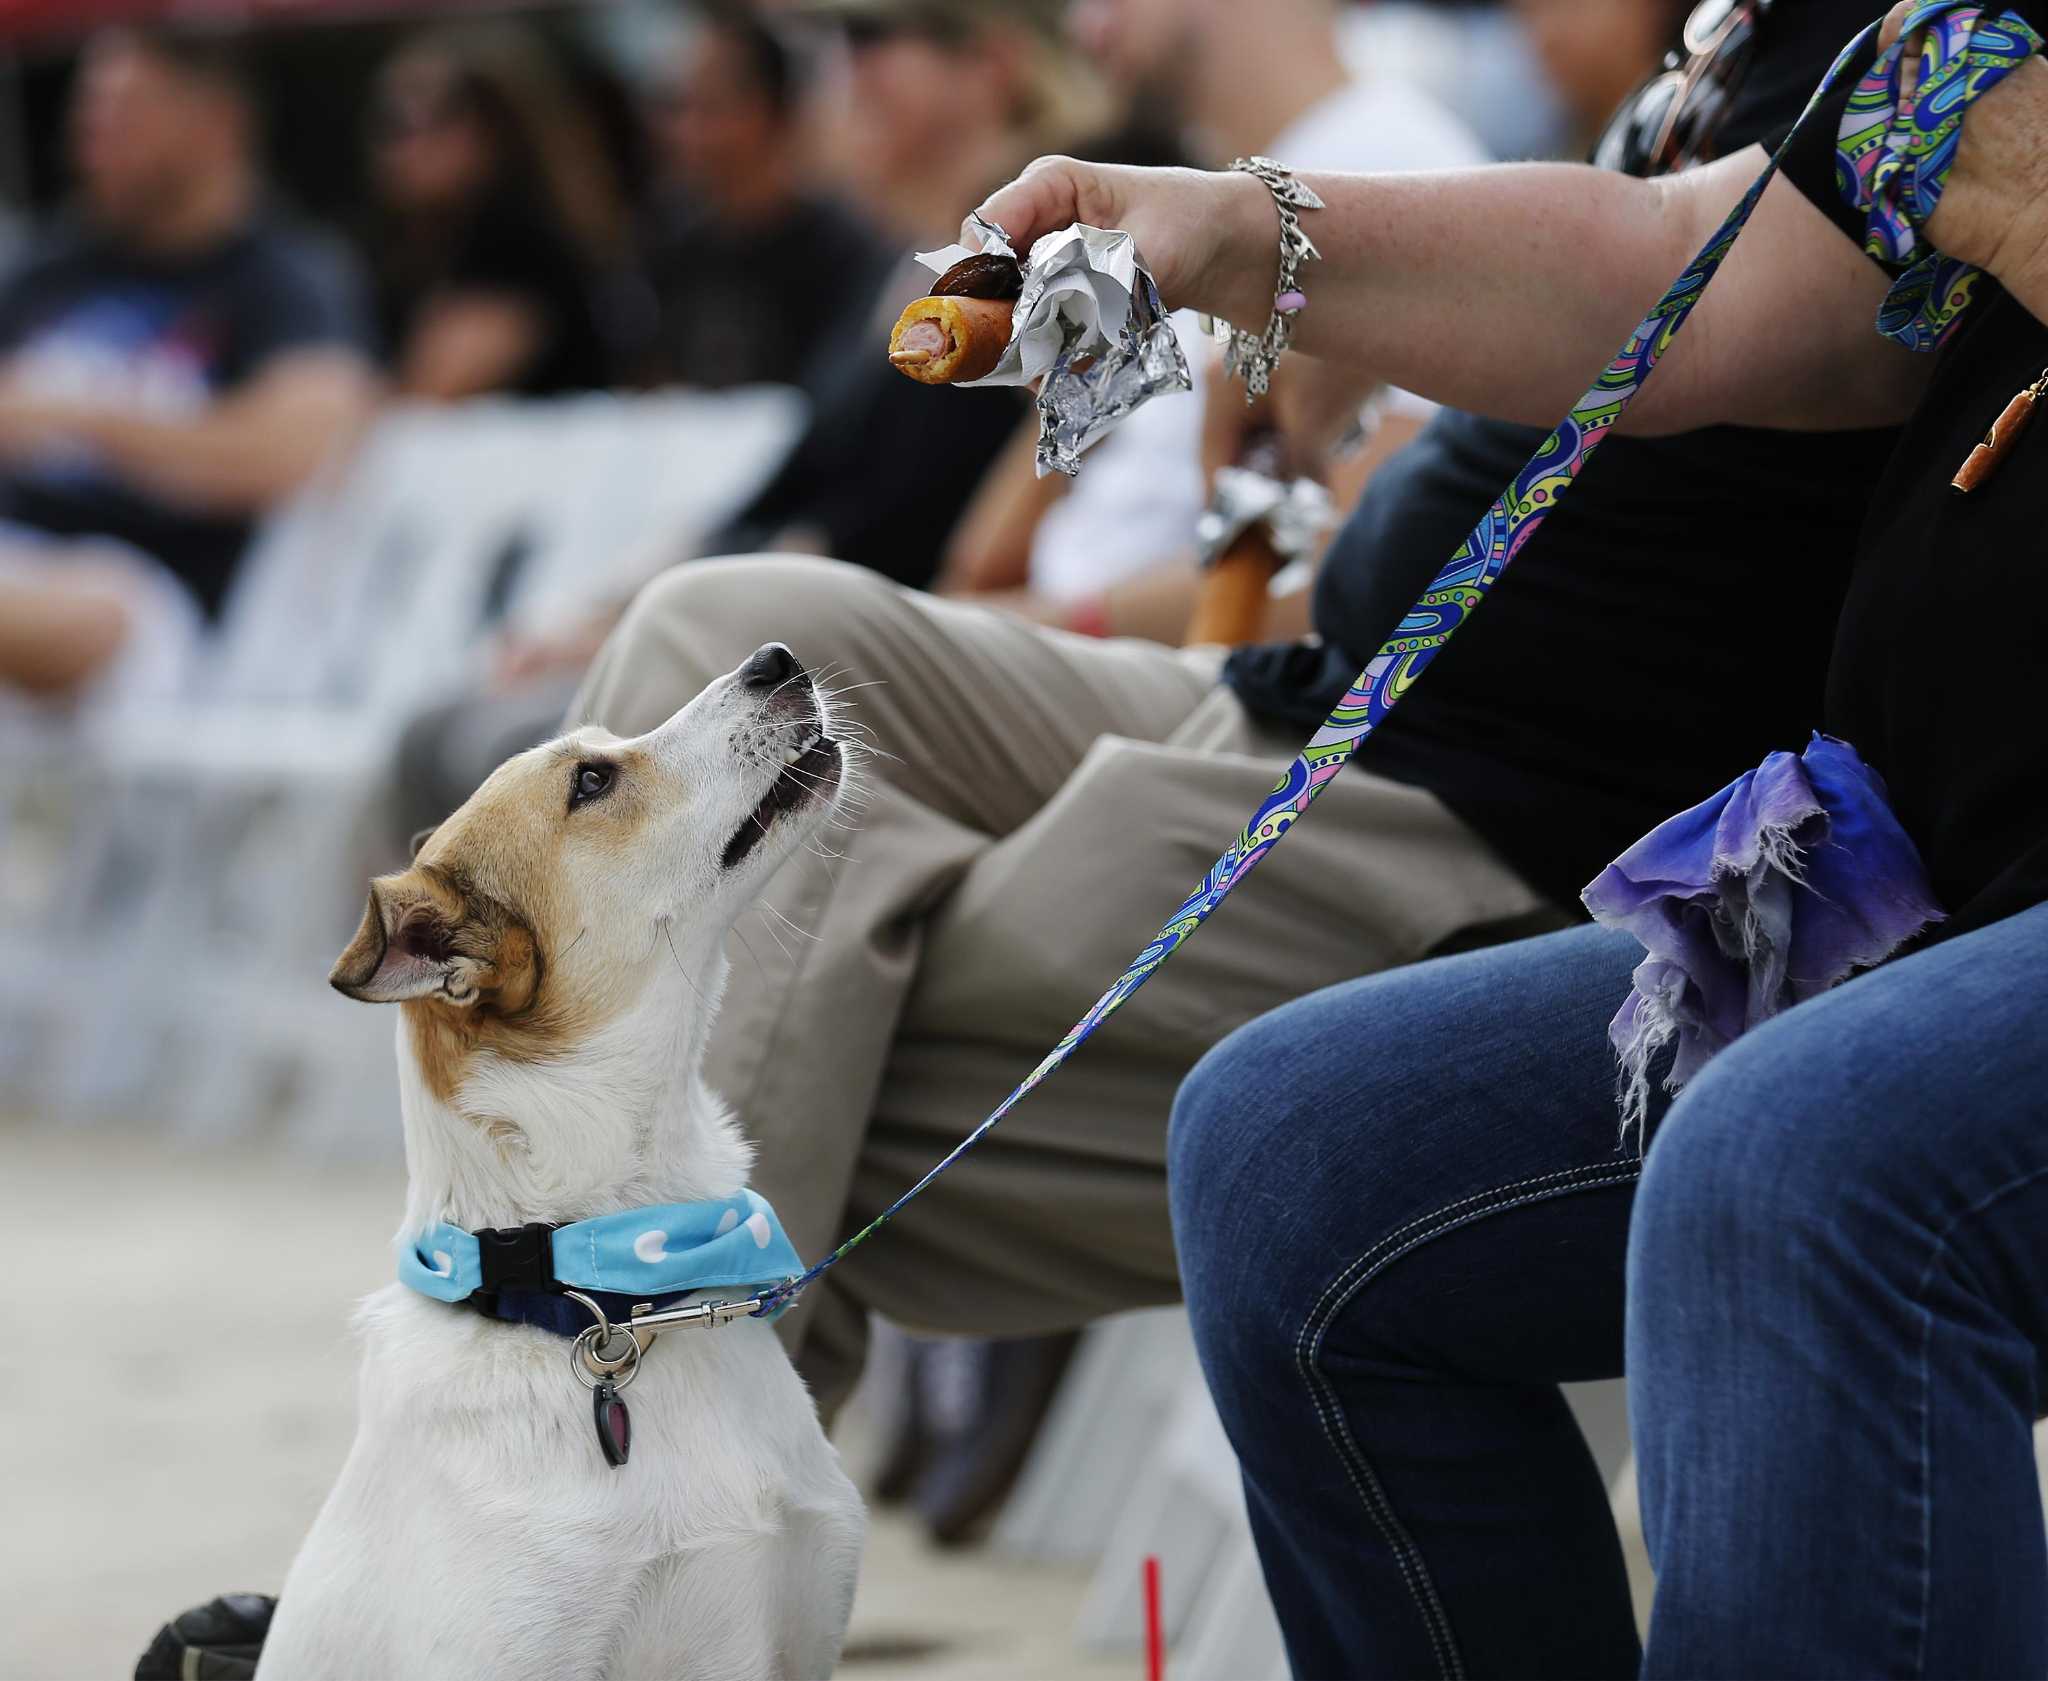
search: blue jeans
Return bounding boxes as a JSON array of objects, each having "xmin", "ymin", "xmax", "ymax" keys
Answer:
[{"xmin": 1169, "ymin": 903, "xmax": 2048, "ymax": 1679}]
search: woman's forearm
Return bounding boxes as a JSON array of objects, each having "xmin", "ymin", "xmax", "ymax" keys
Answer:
[
  {"xmin": 979, "ymin": 148, "xmax": 1928, "ymax": 435},
  {"xmin": 1210, "ymin": 156, "xmax": 1925, "ymax": 433},
  {"xmin": 1189, "ymin": 162, "xmax": 1701, "ymax": 425}
]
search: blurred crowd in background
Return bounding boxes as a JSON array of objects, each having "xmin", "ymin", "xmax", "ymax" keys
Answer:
[{"xmin": 0, "ymin": 0, "xmax": 1697, "ymax": 1554}]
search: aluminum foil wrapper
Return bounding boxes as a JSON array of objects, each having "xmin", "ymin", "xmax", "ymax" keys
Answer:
[
  {"xmin": 915, "ymin": 221, "xmax": 1192, "ymax": 477},
  {"xmin": 1194, "ymin": 465, "xmax": 1334, "ymax": 568}
]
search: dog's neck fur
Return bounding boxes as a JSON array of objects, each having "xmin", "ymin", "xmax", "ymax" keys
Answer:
[{"xmin": 398, "ymin": 922, "xmax": 753, "ymax": 1237}]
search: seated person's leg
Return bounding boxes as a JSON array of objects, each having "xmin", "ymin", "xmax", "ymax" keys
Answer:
[
  {"xmin": 572, "ymin": 553, "xmax": 1216, "ymax": 829},
  {"xmin": 1170, "ymin": 924, "xmax": 1651, "ymax": 1681},
  {"xmin": 1630, "ymin": 899, "xmax": 2048, "ymax": 1680},
  {"xmin": 809, "ymin": 717, "xmax": 1563, "ymax": 1422}
]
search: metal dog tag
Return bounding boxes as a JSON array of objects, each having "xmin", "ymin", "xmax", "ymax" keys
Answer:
[{"xmin": 592, "ymin": 1379, "xmax": 632, "ymax": 1469}]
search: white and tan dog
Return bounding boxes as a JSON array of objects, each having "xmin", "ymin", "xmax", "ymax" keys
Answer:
[{"xmin": 257, "ymin": 644, "xmax": 865, "ymax": 1680}]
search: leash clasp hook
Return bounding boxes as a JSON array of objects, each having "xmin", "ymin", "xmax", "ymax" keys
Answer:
[
  {"xmin": 615, "ymin": 1296, "xmax": 761, "ymax": 1334},
  {"xmin": 560, "ymin": 1290, "xmax": 762, "ymax": 1392}
]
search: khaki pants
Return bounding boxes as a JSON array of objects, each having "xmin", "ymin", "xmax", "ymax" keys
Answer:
[{"xmin": 573, "ymin": 556, "xmax": 1560, "ymax": 1418}]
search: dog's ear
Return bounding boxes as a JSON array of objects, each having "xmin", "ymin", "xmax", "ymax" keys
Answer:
[
  {"xmin": 408, "ymin": 825, "xmax": 438, "ymax": 861},
  {"xmin": 330, "ymin": 874, "xmax": 474, "ymax": 1006},
  {"xmin": 331, "ymin": 871, "xmax": 538, "ymax": 1011}
]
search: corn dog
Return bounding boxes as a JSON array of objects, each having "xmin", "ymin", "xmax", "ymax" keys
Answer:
[{"xmin": 888, "ymin": 251, "xmax": 1022, "ymax": 385}]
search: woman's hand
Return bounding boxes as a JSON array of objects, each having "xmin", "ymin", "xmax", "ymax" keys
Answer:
[
  {"xmin": 1883, "ymin": 1, "xmax": 2048, "ymax": 321},
  {"xmin": 1930, "ymin": 60, "xmax": 2048, "ymax": 313},
  {"xmin": 966, "ymin": 157, "xmax": 1277, "ymax": 326}
]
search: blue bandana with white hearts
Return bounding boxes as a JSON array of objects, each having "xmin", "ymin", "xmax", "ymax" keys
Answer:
[{"xmin": 398, "ymin": 1188, "xmax": 802, "ymax": 1308}]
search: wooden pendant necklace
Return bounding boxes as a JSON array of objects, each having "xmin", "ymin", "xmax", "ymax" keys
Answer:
[{"xmin": 1952, "ymin": 365, "xmax": 2048, "ymax": 494}]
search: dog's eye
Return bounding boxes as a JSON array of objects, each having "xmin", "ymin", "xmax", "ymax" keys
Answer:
[{"xmin": 570, "ymin": 762, "xmax": 615, "ymax": 810}]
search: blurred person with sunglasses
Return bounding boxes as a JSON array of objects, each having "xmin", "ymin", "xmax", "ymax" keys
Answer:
[
  {"xmin": 637, "ymin": 4, "xmax": 889, "ymax": 392},
  {"xmin": 0, "ymin": 26, "xmax": 375, "ymax": 703},
  {"xmin": 367, "ymin": 23, "xmax": 631, "ymax": 400}
]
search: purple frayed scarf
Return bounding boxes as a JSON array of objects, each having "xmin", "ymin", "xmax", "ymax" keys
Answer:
[{"xmin": 1581, "ymin": 734, "xmax": 1945, "ymax": 1141}]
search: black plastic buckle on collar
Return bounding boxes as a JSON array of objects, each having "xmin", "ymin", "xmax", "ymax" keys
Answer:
[{"xmin": 469, "ymin": 1221, "xmax": 561, "ymax": 1315}]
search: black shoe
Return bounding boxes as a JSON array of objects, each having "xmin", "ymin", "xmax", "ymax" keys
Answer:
[
  {"xmin": 869, "ymin": 1346, "xmax": 936, "ymax": 1508},
  {"xmin": 915, "ymin": 1331, "xmax": 1080, "ymax": 1548},
  {"xmin": 135, "ymin": 1593, "xmax": 276, "ymax": 1680}
]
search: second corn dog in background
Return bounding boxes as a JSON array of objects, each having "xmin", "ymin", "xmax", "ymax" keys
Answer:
[{"xmin": 888, "ymin": 251, "xmax": 1022, "ymax": 384}]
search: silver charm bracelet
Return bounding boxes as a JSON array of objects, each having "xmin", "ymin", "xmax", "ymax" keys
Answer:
[{"xmin": 1215, "ymin": 155, "xmax": 1324, "ymax": 402}]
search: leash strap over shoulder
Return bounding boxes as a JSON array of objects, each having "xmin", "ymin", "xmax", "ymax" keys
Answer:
[{"xmin": 756, "ymin": 4, "xmax": 2040, "ymax": 1319}]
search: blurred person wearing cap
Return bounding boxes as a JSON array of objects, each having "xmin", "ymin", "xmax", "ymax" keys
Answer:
[
  {"xmin": 0, "ymin": 27, "xmax": 374, "ymax": 704},
  {"xmin": 800, "ymin": 0, "xmax": 1112, "ymax": 245},
  {"xmin": 699, "ymin": 0, "xmax": 1110, "ymax": 577},
  {"xmin": 938, "ymin": 0, "xmax": 1486, "ymax": 643},
  {"xmin": 638, "ymin": 4, "xmax": 889, "ymax": 392}
]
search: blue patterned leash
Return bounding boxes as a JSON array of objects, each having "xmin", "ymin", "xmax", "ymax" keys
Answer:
[{"xmin": 738, "ymin": 5, "xmax": 2036, "ymax": 1320}]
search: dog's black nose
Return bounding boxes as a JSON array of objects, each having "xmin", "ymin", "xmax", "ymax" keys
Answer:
[{"xmin": 738, "ymin": 642, "xmax": 803, "ymax": 693}]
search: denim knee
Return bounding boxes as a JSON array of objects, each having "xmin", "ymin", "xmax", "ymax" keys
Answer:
[
  {"xmin": 1627, "ymin": 1004, "xmax": 1927, "ymax": 1337},
  {"xmin": 1175, "ymin": 933, "xmax": 1652, "ymax": 1430},
  {"xmin": 1632, "ymin": 1063, "xmax": 1818, "ymax": 1325},
  {"xmin": 1175, "ymin": 1018, "xmax": 1295, "ymax": 1407},
  {"xmin": 1169, "ymin": 1020, "xmax": 1277, "ymax": 1361},
  {"xmin": 1170, "ymin": 1006, "xmax": 1409, "ymax": 1419}
]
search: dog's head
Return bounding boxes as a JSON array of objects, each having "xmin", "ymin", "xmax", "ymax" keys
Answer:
[{"xmin": 329, "ymin": 644, "xmax": 843, "ymax": 1080}]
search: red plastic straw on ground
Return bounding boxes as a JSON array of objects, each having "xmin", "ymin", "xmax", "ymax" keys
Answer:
[{"xmin": 1144, "ymin": 1554, "xmax": 1164, "ymax": 1681}]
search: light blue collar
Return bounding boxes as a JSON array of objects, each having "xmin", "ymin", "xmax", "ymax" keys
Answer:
[{"xmin": 397, "ymin": 1188, "xmax": 802, "ymax": 1308}]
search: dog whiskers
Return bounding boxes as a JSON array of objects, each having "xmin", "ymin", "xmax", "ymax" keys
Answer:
[
  {"xmin": 754, "ymin": 898, "xmax": 821, "ymax": 945},
  {"xmin": 776, "ymin": 768, "xmax": 853, "ymax": 796},
  {"xmin": 656, "ymin": 916, "xmax": 710, "ymax": 1007},
  {"xmin": 731, "ymin": 919, "xmax": 780, "ymax": 970},
  {"xmin": 828, "ymin": 731, "xmax": 900, "ymax": 769}
]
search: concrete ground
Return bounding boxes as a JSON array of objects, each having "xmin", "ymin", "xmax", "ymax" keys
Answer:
[{"xmin": 0, "ymin": 1121, "xmax": 1127, "ymax": 1681}]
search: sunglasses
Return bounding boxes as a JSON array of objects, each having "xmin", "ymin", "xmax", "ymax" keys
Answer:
[
  {"xmin": 1592, "ymin": 0, "xmax": 1774, "ymax": 178},
  {"xmin": 370, "ymin": 92, "xmax": 469, "ymax": 147},
  {"xmin": 840, "ymin": 14, "xmax": 970, "ymax": 52}
]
